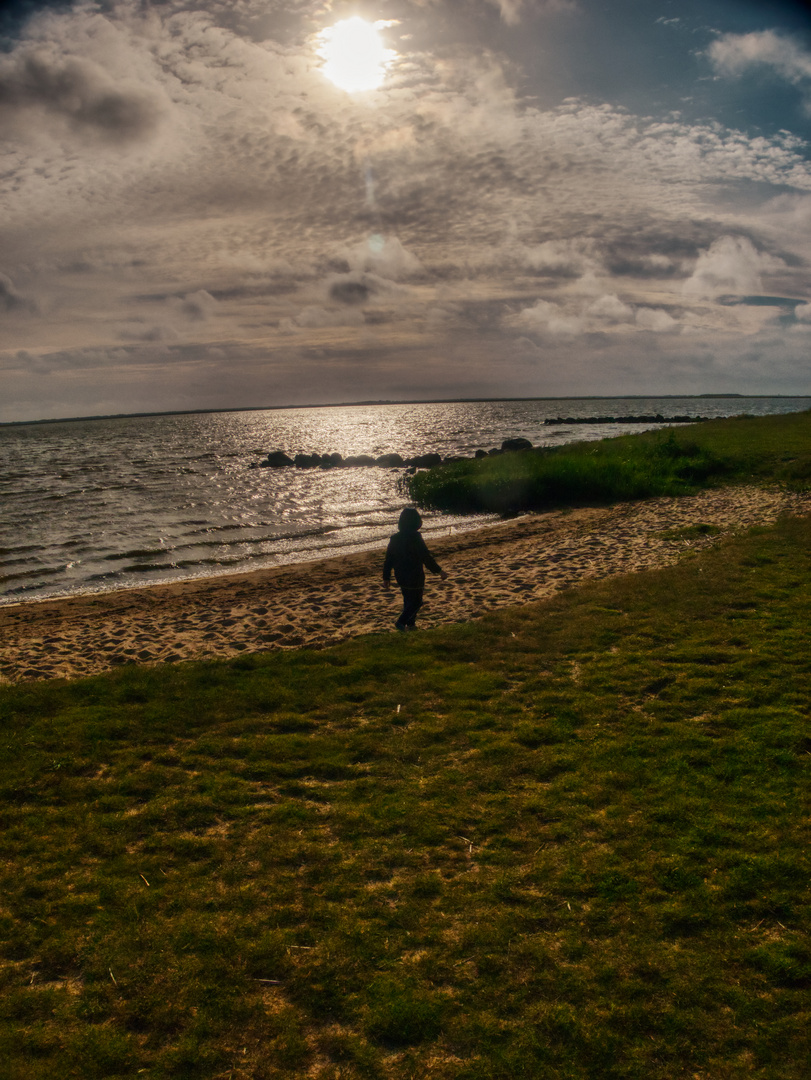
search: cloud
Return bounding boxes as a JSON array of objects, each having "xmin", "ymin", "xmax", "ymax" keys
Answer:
[
  {"xmin": 281, "ymin": 306, "xmax": 365, "ymax": 331},
  {"xmin": 506, "ymin": 291, "xmax": 681, "ymax": 338},
  {"xmin": 585, "ymin": 294, "xmax": 634, "ymax": 322},
  {"xmin": 329, "ymin": 279, "xmax": 370, "ymax": 305},
  {"xmin": 635, "ymin": 307, "xmax": 678, "ymax": 333},
  {"xmin": 325, "ymin": 271, "xmax": 409, "ymax": 308},
  {"xmin": 0, "ymin": 48, "xmax": 165, "ymax": 141},
  {"xmin": 482, "ymin": 0, "xmax": 576, "ymax": 22},
  {"xmin": 340, "ymin": 235, "xmax": 424, "ymax": 280},
  {"xmin": 520, "ymin": 241, "xmax": 592, "ymax": 278},
  {"xmin": 117, "ymin": 290, "xmax": 217, "ymax": 341},
  {"xmin": 169, "ymin": 290, "xmax": 217, "ymax": 322},
  {"xmin": 118, "ymin": 322, "xmax": 179, "ymax": 343},
  {"xmin": 484, "ymin": 0, "xmax": 525, "ymax": 25},
  {"xmin": 506, "ymin": 299, "xmax": 583, "ymax": 336},
  {"xmin": 709, "ymin": 30, "xmax": 811, "ymax": 109},
  {"xmin": 795, "ymin": 303, "xmax": 811, "ymax": 322},
  {"xmin": 682, "ymin": 236, "xmax": 784, "ymax": 300},
  {"xmin": 602, "ymin": 248, "xmax": 683, "ymax": 278},
  {"xmin": 0, "ymin": 272, "xmax": 37, "ymax": 313}
]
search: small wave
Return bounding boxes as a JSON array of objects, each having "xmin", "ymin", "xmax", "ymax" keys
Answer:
[
  {"xmin": 101, "ymin": 547, "xmax": 169, "ymax": 561},
  {"xmin": 0, "ymin": 543, "xmax": 41, "ymax": 557},
  {"xmin": 0, "ymin": 555, "xmax": 39, "ymax": 570},
  {"xmin": 173, "ymin": 555, "xmax": 257, "ymax": 569},
  {"xmin": 177, "ymin": 525, "xmax": 343, "ymax": 550},
  {"xmin": 2, "ymin": 580, "xmax": 60, "ymax": 597},
  {"xmin": 120, "ymin": 562, "xmax": 178, "ymax": 573},
  {"xmin": 1, "ymin": 565, "xmax": 66, "ymax": 584}
]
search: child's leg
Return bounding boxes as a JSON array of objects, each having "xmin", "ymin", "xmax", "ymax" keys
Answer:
[{"xmin": 400, "ymin": 587, "xmax": 424, "ymax": 627}]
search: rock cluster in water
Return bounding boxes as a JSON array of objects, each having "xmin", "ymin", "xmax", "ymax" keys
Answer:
[
  {"xmin": 546, "ymin": 413, "xmax": 709, "ymax": 425},
  {"xmin": 251, "ymin": 436, "xmax": 542, "ymax": 470},
  {"xmin": 249, "ymin": 418, "xmax": 704, "ymax": 471}
]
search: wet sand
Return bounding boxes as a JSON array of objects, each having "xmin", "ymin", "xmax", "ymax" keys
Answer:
[{"xmin": 2, "ymin": 485, "xmax": 809, "ymax": 684}]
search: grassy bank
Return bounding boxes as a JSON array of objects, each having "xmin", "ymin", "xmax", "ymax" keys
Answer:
[
  {"xmin": 408, "ymin": 409, "xmax": 811, "ymax": 513},
  {"xmin": 2, "ymin": 511, "xmax": 810, "ymax": 1077}
]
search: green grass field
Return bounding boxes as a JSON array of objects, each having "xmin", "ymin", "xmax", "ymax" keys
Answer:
[
  {"xmin": 409, "ymin": 410, "xmax": 811, "ymax": 513},
  {"xmin": 1, "ymin": 412, "xmax": 810, "ymax": 1079}
]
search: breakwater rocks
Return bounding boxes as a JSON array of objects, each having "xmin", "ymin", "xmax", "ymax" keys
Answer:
[
  {"xmin": 249, "ymin": 418, "xmax": 705, "ymax": 472},
  {"xmin": 250, "ymin": 438, "xmax": 535, "ymax": 471},
  {"xmin": 546, "ymin": 414, "xmax": 709, "ymax": 425}
]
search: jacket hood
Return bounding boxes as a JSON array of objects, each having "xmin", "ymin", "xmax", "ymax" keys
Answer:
[{"xmin": 398, "ymin": 507, "xmax": 422, "ymax": 533}]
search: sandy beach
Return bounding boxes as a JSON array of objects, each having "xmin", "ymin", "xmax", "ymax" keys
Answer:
[{"xmin": 2, "ymin": 484, "xmax": 810, "ymax": 684}]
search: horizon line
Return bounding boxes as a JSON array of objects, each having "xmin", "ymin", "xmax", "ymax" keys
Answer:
[{"xmin": 3, "ymin": 392, "xmax": 808, "ymax": 428}]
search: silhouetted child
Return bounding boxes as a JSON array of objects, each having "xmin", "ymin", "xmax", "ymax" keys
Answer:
[{"xmin": 383, "ymin": 507, "xmax": 448, "ymax": 631}]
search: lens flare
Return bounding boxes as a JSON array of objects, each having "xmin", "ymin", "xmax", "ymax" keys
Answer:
[{"xmin": 317, "ymin": 17, "xmax": 396, "ymax": 93}]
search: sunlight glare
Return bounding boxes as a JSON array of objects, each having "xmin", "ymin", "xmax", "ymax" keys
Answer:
[{"xmin": 317, "ymin": 17, "xmax": 396, "ymax": 93}]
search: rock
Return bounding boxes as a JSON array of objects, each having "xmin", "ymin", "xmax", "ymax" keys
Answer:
[
  {"xmin": 474, "ymin": 449, "xmax": 488, "ymax": 459},
  {"xmin": 487, "ymin": 448, "xmax": 503, "ymax": 456},
  {"xmin": 546, "ymin": 414, "xmax": 705, "ymax": 426},
  {"xmin": 322, "ymin": 452, "xmax": 344, "ymax": 467},
  {"xmin": 375, "ymin": 453, "xmax": 405, "ymax": 468},
  {"xmin": 260, "ymin": 451, "xmax": 294, "ymax": 467},
  {"xmin": 442, "ymin": 455, "xmax": 466, "ymax": 464},
  {"xmin": 343, "ymin": 455, "xmax": 376, "ymax": 467},
  {"xmin": 406, "ymin": 452, "xmax": 443, "ymax": 468},
  {"xmin": 501, "ymin": 437, "xmax": 533, "ymax": 452},
  {"xmin": 294, "ymin": 453, "xmax": 321, "ymax": 468}
]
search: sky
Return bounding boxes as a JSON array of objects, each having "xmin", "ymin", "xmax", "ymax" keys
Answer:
[{"xmin": 2, "ymin": 0, "xmax": 811, "ymax": 422}]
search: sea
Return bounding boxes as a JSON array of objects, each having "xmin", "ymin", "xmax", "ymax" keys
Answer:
[{"xmin": 2, "ymin": 397, "xmax": 809, "ymax": 605}]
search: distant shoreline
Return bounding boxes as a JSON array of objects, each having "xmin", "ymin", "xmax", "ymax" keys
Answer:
[{"xmin": 5, "ymin": 393, "xmax": 807, "ymax": 429}]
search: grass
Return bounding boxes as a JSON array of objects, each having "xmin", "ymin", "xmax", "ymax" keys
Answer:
[
  {"xmin": 408, "ymin": 409, "xmax": 811, "ymax": 513},
  {"xmin": 2, "ymin": 506, "xmax": 810, "ymax": 1076}
]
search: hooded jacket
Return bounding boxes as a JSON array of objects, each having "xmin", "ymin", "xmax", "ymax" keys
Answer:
[{"xmin": 383, "ymin": 508, "xmax": 442, "ymax": 589}]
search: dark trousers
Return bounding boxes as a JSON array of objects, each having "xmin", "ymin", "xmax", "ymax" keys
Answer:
[{"xmin": 397, "ymin": 586, "xmax": 424, "ymax": 627}]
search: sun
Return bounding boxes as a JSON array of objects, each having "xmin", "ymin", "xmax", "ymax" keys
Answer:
[{"xmin": 316, "ymin": 17, "xmax": 396, "ymax": 93}]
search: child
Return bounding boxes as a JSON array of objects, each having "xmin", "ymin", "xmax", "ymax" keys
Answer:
[{"xmin": 383, "ymin": 507, "xmax": 448, "ymax": 631}]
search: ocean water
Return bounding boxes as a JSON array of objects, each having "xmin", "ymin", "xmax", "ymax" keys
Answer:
[{"xmin": 1, "ymin": 397, "xmax": 808, "ymax": 604}]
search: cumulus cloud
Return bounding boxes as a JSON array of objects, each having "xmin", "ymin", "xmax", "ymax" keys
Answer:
[
  {"xmin": 340, "ymin": 235, "xmax": 424, "ymax": 280},
  {"xmin": 635, "ymin": 307, "xmax": 678, "ymax": 333},
  {"xmin": 682, "ymin": 236, "xmax": 784, "ymax": 300},
  {"xmin": 507, "ymin": 299, "xmax": 583, "ymax": 336},
  {"xmin": 506, "ymin": 291, "xmax": 680, "ymax": 338},
  {"xmin": 794, "ymin": 302, "xmax": 811, "ymax": 322},
  {"xmin": 585, "ymin": 294, "xmax": 634, "ymax": 322},
  {"xmin": 520, "ymin": 241, "xmax": 592, "ymax": 278},
  {"xmin": 709, "ymin": 30, "xmax": 811, "ymax": 110},
  {"xmin": 602, "ymin": 248, "xmax": 683, "ymax": 278},
  {"xmin": 169, "ymin": 290, "xmax": 217, "ymax": 322}
]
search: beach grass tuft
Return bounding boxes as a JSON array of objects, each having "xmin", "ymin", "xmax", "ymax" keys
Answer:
[
  {"xmin": 409, "ymin": 409, "xmax": 811, "ymax": 513},
  {"xmin": 2, "ymin": 501, "xmax": 810, "ymax": 1076}
]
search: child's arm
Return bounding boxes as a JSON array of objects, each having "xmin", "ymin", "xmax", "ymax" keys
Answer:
[
  {"xmin": 418, "ymin": 536, "xmax": 448, "ymax": 579},
  {"xmin": 382, "ymin": 539, "xmax": 394, "ymax": 586}
]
